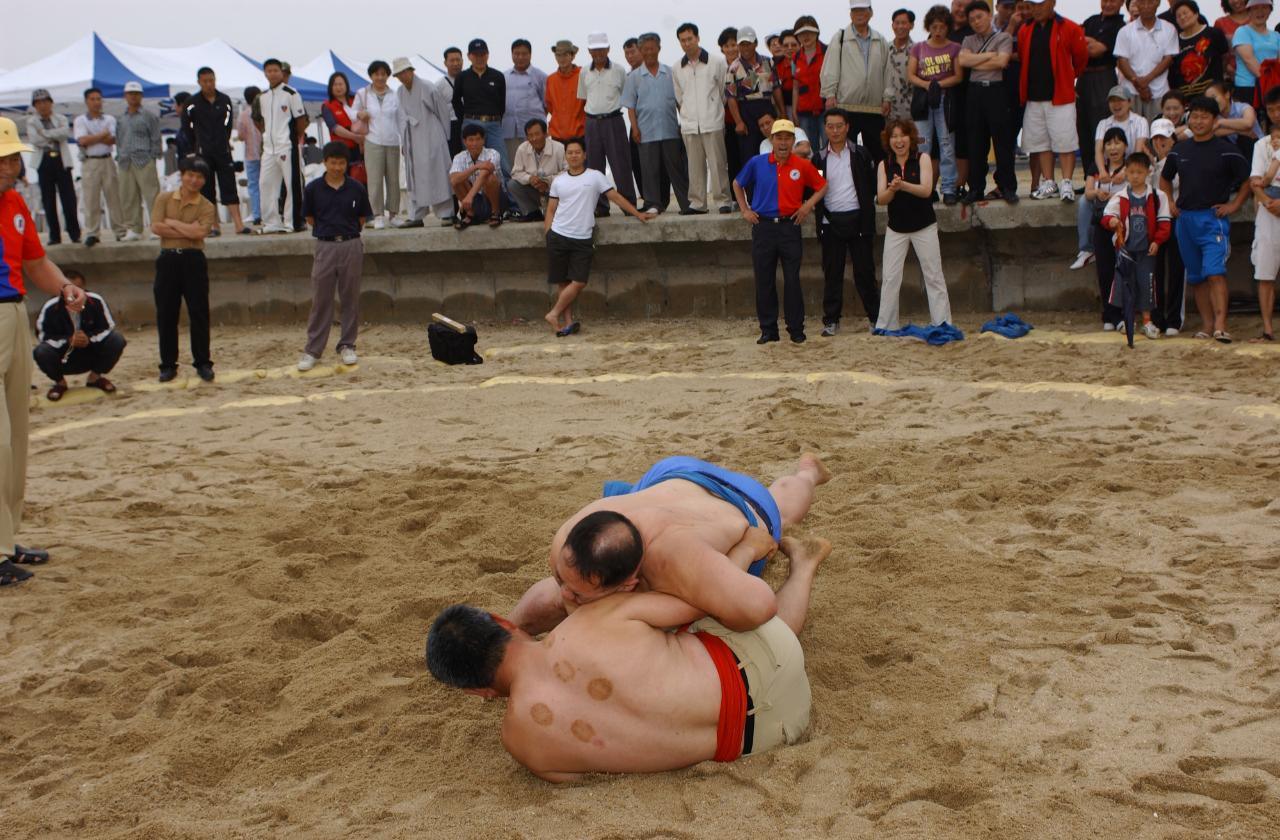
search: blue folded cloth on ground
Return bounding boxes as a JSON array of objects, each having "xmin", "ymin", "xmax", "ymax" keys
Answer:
[
  {"xmin": 872, "ymin": 323, "xmax": 966, "ymax": 345},
  {"xmin": 979, "ymin": 313, "xmax": 1035, "ymax": 339},
  {"xmin": 602, "ymin": 456, "xmax": 781, "ymax": 577}
]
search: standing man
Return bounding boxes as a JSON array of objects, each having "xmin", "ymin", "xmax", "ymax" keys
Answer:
[
  {"xmin": 546, "ymin": 40, "xmax": 586, "ymax": 143},
  {"xmin": 73, "ymin": 87, "xmax": 125, "ymax": 247},
  {"xmin": 253, "ymin": 59, "xmax": 307, "ymax": 234},
  {"xmin": 437, "ymin": 48, "xmax": 465, "ymax": 158},
  {"xmin": 25, "ymin": 89, "xmax": 80, "ymax": 246},
  {"xmin": 621, "ymin": 36, "xmax": 655, "ymax": 206},
  {"xmin": 394, "ymin": 57, "xmax": 456, "ymax": 228},
  {"xmin": 623, "ymin": 33, "xmax": 693, "ymax": 215},
  {"xmin": 726, "ymin": 27, "xmax": 778, "ymax": 170},
  {"xmin": 1079, "ymin": 0, "xmax": 1127, "ymax": 179},
  {"xmin": 114, "ymin": 81, "xmax": 162, "ymax": 242},
  {"xmin": 814, "ymin": 108, "xmax": 880, "ymax": 336},
  {"xmin": 509, "ymin": 118, "xmax": 567, "ymax": 221},
  {"xmin": 1017, "ymin": 0, "xmax": 1088, "ymax": 202},
  {"xmin": 674, "ymin": 22, "xmax": 733, "ymax": 214},
  {"xmin": 820, "ymin": 1, "xmax": 895, "ymax": 161},
  {"xmin": 279, "ymin": 62, "xmax": 307, "ymax": 232},
  {"xmin": 299, "ymin": 142, "xmax": 371, "ymax": 371},
  {"xmin": 578, "ymin": 33, "xmax": 637, "ymax": 216},
  {"xmin": 183, "ymin": 67, "xmax": 247, "ymax": 236},
  {"xmin": 1115, "ymin": 0, "xmax": 1180, "ymax": 121},
  {"xmin": 503, "ymin": 40, "xmax": 548, "ymax": 169},
  {"xmin": 733, "ymin": 119, "xmax": 828, "ymax": 345},
  {"xmin": 885, "ymin": 10, "xmax": 917, "ymax": 123},
  {"xmin": 959, "ymin": 0, "xmax": 1019, "ymax": 204},
  {"xmin": 718, "ymin": 28, "xmax": 745, "ymax": 186},
  {"xmin": 453, "ymin": 39, "xmax": 510, "ymax": 176},
  {"xmin": 0, "ymin": 117, "xmax": 87, "ymax": 587},
  {"xmin": 150, "ymin": 156, "xmax": 216, "ymax": 382}
]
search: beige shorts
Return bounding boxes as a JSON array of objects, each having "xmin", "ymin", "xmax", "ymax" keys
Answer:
[
  {"xmin": 1022, "ymin": 100, "xmax": 1078, "ymax": 154},
  {"xmin": 689, "ymin": 616, "xmax": 812, "ymax": 756}
]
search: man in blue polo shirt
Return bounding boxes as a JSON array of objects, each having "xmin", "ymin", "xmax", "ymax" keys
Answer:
[
  {"xmin": 1159, "ymin": 95, "xmax": 1250, "ymax": 343},
  {"xmin": 733, "ymin": 119, "xmax": 827, "ymax": 344}
]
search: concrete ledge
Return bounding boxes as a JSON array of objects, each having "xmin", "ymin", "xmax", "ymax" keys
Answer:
[{"xmin": 45, "ymin": 200, "xmax": 1259, "ymax": 327}]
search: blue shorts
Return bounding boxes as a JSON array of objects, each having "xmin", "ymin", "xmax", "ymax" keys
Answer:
[{"xmin": 1175, "ymin": 210, "xmax": 1230, "ymax": 285}]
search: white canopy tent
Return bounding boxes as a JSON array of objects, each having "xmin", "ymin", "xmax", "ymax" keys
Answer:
[{"xmin": 0, "ymin": 33, "xmax": 166, "ymax": 110}]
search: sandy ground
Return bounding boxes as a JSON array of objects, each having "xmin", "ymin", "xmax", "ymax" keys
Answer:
[{"xmin": 1, "ymin": 312, "xmax": 1279, "ymax": 839}]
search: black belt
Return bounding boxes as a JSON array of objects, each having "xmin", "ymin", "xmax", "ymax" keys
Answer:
[
  {"xmin": 826, "ymin": 209, "xmax": 861, "ymax": 216},
  {"xmin": 160, "ymin": 248, "xmax": 201, "ymax": 255},
  {"xmin": 585, "ymin": 110, "xmax": 622, "ymax": 120},
  {"xmin": 317, "ymin": 234, "xmax": 360, "ymax": 242},
  {"xmin": 970, "ymin": 80, "xmax": 1004, "ymax": 87},
  {"xmin": 463, "ymin": 114, "xmax": 502, "ymax": 122},
  {"xmin": 85, "ymin": 154, "xmax": 110, "ymax": 159},
  {"xmin": 758, "ymin": 216, "xmax": 795, "ymax": 224},
  {"xmin": 0, "ymin": 295, "xmax": 24, "ymax": 304},
  {"xmin": 731, "ymin": 650, "xmax": 756, "ymax": 756}
]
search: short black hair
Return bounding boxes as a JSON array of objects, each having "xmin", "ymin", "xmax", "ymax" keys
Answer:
[
  {"xmin": 822, "ymin": 107, "xmax": 851, "ymax": 126},
  {"xmin": 718, "ymin": 27, "xmax": 738, "ymax": 47},
  {"xmin": 1265, "ymin": 85, "xmax": 1280, "ymax": 106},
  {"xmin": 83, "ymin": 87, "xmax": 102, "ymax": 99},
  {"xmin": 1161, "ymin": 90, "xmax": 1188, "ymax": 107},
  {"xmin": 563, "ymin": 136, "xmax": 587, "ymax": 153},
  {"xmin": 524, "ymin": 117, "xmax": 547, "ymax": 135},
  {"xmin": 462, "ymin": 123, "xmax": 486, "ymax": 139},
  {"xmin": 564, "ymin": 511, "xmax": 643, "ymax": 588},
  {"xmin": 1188, "ymin": 94, "xmax": 1220, "ymax": 117},
  {"xmin": 1172, "ymin": 0, "xmax": 1201, "ymax": 15},
  {"xmin": 1101, "ymin": 126, "xmax": 1129, "ymax": 148},
  {"xmin": 326, "ymin": 71, "xmax": 351, "ymax": 102},
  {"xmin": 924, "ymin": 4, "xmax": 955, "ymax": 31},
  {"xmin": 780, "ymin": 29, "xmax": 797, "ymax": 42},
  {"xmin": 179, "ymin": 155, "xmax": 211, "ymax": 177},
  {"xmin": 1125, "ymin": 151, "xmax": 1152, "ymax": 169},
  {"xmin": 305, "ymin": 136, "xmax": 318, "ymax": 144},
  {"xmin": 966, "ymin": 0, "xmax": 992, "ymax": 14},
  {"xmin": 754, "ymin": 106, "xmax": 778, "ymax": 124},
  {"xmin": 174, "ymin": 91, "xmax": 191, "ymax": 106},
  {"xmin": 444, "ymin": 47, "xmax": 462, "ymax": 60},
  {"xmin": 893, "ymin": 8, "xmax": 917, "ymax": 23},
  {"xmin": 63, "ymin": 269, "xmax": 85, "ymax": 283},
  {"xmin": 196, "ymin": 66, "xmax": 214, "ymax": 79},
  {"xmin": 368, "ymin": 60, "xmax": 391, "ymax": 77},
  {"xmin": 322, "ymin": 141, "xmax": 349, "ymax": 161},
  {"xmin": 263, "ymin": 58, "xmax": 282, "ymax": 70},
  {"xmin": 677, "ymin": 22, "xmax": 699, "ymax": 38},
  {"xmin": 511, "ymin": 38, "xmax": 532, "ymax": 52},
  {"xmin": 243, "ymin": 85, "xmax": 261, "ymax": 104},
  {"xmin": 426, "ymin": 605, "xmax": 512, "ymax": 689},
  {"xmin": 623, "ymin": 37, "xmax": 640, "ymax": 50}
]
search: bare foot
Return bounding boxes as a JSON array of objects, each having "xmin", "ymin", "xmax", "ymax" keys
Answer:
[
  {"xmin": 778, "ymin": 535, "xmax": 832, "ymax": 575},
  {"xmin": 544, "ymin": 311, "xmax": 560, "ymax": 331},
  {"xmin": 726, "ymin": 525, "xmax": 778, "ymax": 569},
  {"xmin": 798, "ymin": 453, "xmax": 831, "ymax": 486}
]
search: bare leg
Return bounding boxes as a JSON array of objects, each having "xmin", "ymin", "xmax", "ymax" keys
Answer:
[
  {"xmin": 1208, "ymin": 276, "xmax": 1229, "ymax": 334},
  {"xmin": 1029, "ymin": 153, "xmax": 1043, "ymax": 192},
  {"xmin": 545, "ymin": 281, "xmax": 585, "ymax": 332},
  {"xmin": 768, "ymin": 452, "xmax": 831, "ymax": 528},
  {"xmin": 1192, "ymin": 282, "xmax": 1214, "ymax": 333},
  {"xmin": 1036, "ymin": 151, "xmax": 1055, "ymax": 187},
  {"xmin": 1059, "ymin": 152, "xmax": 1075, "ymax": 184},
  {"xmin": 774, "ymin": 536, "xmax": 831, "ymax": 636},
  {"xmin": 228, "ymin": 203, "xmax": 244, "ymax": 232},
  {"xmin": 508, "ymin": 576, "xmax": 570, "ymax": 635},
  {"xmin": 1254, "ymin": 281, "xmax": 1275, "ymax": 339}
]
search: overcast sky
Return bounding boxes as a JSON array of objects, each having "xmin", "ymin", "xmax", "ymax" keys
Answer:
[{"xmin": 6, "ymin": 0, "xmax": 1148, "ymax": 74}]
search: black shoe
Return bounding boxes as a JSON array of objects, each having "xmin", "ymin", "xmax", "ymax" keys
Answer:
[
  {"xmin": 719, "ymin": 205, "xmax": 734, "ymax": 214},
  {"xmin": 195, "ymin": 364, "xmax": 215, "ymax": 382},
  {"xmin": 0, "ymin": 558, "xmax": 33, "ymax": 587},
  {"xmin": 158, "ymin": 366, "xmax": 177, "ymax": 383},
  {"xmin": 208, "ymin": 228, "xmax": 222, "ymax": 238},
  {"xmin": 756, "ymin": 333, "xmax": 780, "ymax": 345},
  {"xmin": 293, "ymin": 225, "xmax": 307, "ymax": 233},
  {"xmin": 943, "ymin": 193, "xmax": 959, "ymax": 206},
  {"xmin": 678, "ymin": 208, "xmax": 709, "ymax": 216},
  {"xmin": 1005, "ymin": 192, "xmax": 1020, "ymax": 205},
  {"xmin": 47, "ymin": 238, "xmax": 62, "ymax": 246},
  {"xmin": 84, "ymin": 235, "xmax": 99, "ymax": 248},
  {"xmin": 959, "ymin": 191, "xmax": 980, "ymax": 206},
  {"xmin": 595, "ymin": 209, "xmax": 610, "ymax": 218},
  {"xmin": 13, "ymin": 544, "xmax": 50, "ymax": 565},
  {"xmin": 790, "ymin": 333, "xmax": 807, "ymax": 344},
  {"xmin": 516, "ymin": 210, "xmax": 544, "ymax": 222}
]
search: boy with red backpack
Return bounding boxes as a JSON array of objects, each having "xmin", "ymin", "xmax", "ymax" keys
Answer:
[{"xmin": 1102, "ymin": 151, "xmax": 1172, "ymax": 345}]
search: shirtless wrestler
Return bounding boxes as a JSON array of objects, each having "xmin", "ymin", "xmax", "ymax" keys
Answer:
[
  {"xmin": 426, "ymin": 536, "xmax": 831, "ymax": 781},
  {"xmin": 509, "ymin": 454, "xmax": 830, "ymax": 634}
]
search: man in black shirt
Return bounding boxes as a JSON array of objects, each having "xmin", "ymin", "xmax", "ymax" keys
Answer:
[
  {"xmin": 452, "ymin": 39, "xmax": 511, "ymax": 177},
  {"xmin": 1079, "ymin": 0, "xmax": 1127, "ymax": 176},
  {"xmin": 299, "ymin": 142, "xmax": 372, "ymax": 371},
  {"xmin": 182, "ymin": 67, "xmax": 248, "ymax": 236}
]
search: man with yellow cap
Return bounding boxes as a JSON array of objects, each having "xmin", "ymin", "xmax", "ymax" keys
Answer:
[{"xmin": 0, "ymin": 118, "xmax": 87, "ymax": 587}]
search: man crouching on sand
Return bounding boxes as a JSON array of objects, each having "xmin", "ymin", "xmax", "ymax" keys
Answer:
[
  {"xmin": 426, "ymin": 536, "xmax": 830, "ymax": 781},
  {"xmin": 509, "ymin": 454, "xmax": 830, "ymax": 634}
]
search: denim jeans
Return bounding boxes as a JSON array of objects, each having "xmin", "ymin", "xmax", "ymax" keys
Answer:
[
  {"xmin": 245, "ymin": 159, "xmax": 261, "ymax": 221},
  {"xmin": 797, "ymin": 112, "xmax": 825, "ymax": 152},
  {"xmin": 915, "ymin": 103, "xmax": 956, "ymax": 195},
  {"xmin": 1077, "ymin": 195, "xmax": 1097, "ymax": 253}
]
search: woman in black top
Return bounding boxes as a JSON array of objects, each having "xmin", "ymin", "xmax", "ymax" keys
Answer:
[{"xmin": 874, "ymin": 119, "xmax": 953, "ymax": 330}]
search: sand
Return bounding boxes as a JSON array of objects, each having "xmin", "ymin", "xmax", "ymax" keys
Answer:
[{"xmin": 2, "ymin": 313, "xmax": 1279, "ymax": 839}]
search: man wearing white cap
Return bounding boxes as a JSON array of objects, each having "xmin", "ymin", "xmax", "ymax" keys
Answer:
[
  {"xmin": 0, "ymin": 117, "xmax": 88, "ymax": 587},
  {"xmin": 578, "ymin": 33, "xmax": 638, "ymax": 215},
  {"xmin": 116, "ymin": 81, "xmax": 162, "ymax": 242},
  {"xmin": 726, "ymin": 26, "xmax": 778, "ymax": 168},
  {"xmin": 819, "ymin": 0, "xmax": 894, "ymax": 161},
  {"xmin": 74, "ymin": 87, "xmax": 127, "ymax": 246}
]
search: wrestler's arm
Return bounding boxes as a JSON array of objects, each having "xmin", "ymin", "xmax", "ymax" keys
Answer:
[
  {"xmin": 666, "ymin": 543, "xmax": 778, "ymax": 632},
  {"xmin": 509, "ymin": 577, "xmax": 570, "ymax": 635},
  {"xmin": 724, "ymin": 525, "xmax": 777, "ymax": 571},
  {"xmin": 615, "ymin": 591, "xmax": 706, "ymax": 629}
]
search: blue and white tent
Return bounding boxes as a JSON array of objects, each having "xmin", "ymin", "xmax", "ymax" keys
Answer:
[{"xmin": 0, "ymin": 33, "xmax": 166, "ymax": 110}]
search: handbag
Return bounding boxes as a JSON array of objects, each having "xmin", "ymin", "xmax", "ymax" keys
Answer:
[{"xmin": 348, "ymin": 161, "xmax": 368, "ymax": 184}]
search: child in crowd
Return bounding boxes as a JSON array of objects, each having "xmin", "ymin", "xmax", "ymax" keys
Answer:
[
  {"xmin": 1248, "ymin": 86, "xmax": 1280, "ymax": 342},
  {"xmin": 757, "ymin": 112, "xmax": 813, "ymax": 158},
  {"xmin": 1160, "ymin": 91, "xmax": 1192, "ymax": 141},
  {"xmin": 1071, "ymin": 87, "xmax": 1153, "ymax": 270},
  {"xmin": 1102, "ymin": 152, "xmax": 1173, "ymax": 343},
  {"xmin": 1085, "ymin": 128, "xmax": 1132, "ymax": 328},
  {"xmin": 1148, "ymin": 118, "xmax": 1186, "ymax": 335}
]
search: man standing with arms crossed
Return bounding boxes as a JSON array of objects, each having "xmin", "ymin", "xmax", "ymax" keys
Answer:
[
  {"xmin": 25, "ymin": 89, "xmax": 80, "ymax": 246},
  {"xmin": 114, "ymin": 81, "xmax": 162, "ymax": 242},
  {"xmin": 0, "ymin": 118, "xmax": 87, "ymax": 587}
]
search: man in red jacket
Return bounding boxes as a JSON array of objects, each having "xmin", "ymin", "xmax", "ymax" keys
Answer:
[{"xmin": 1018, "ymin": 0, "xmax": 1089, "ymax": 202}]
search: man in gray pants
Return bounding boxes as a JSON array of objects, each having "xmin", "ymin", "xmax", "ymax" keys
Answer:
[{"xmin": 299, "ymin": 142, "xmax": 371, "ymax": 371}]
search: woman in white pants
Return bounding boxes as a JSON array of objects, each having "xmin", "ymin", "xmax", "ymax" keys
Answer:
[
  {"xmin": 875, "ymin": 118, "xmax": 953, "ymax": 330},
  {"xmin": 356, "ymin": 60, "xmax": 402, "ymax": 228}
]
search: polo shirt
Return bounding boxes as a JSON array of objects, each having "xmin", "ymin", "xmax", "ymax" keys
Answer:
[
  {"xmin": 546, "ymin": 66, "xmax": 586, "ymax": 139},
  {"xmin": 961, "ymin": 30, "xmax": 1013, "ymax": 83},
  {"xmin": 621, "ymin": 63, "xmax": 680, "ymax": 142},
  {"xmin": 734, "ymin": 152, "xmax": 826, "ymax": 217},
  {"xmin": 1114, "ymin": 18, "xmax": 1179, "ymax": 99},
  {"xmin": 1083, "ymin": 13, "xmax": 1126, "ymax": 70},
  {"xmin": 453, "ymin": 67, "xmax": 506, "ymax": 118},
  {"xmin": 0, "ymin": 190, "xmax": 44, "ymax": 298},
  {"xmin": 151, "ymin": 190, "xmax": 216, "ymax": 250},
  {"xmin": 183, "ymin": 90, "xmax": 235, "ymax": 160},
  {"xmin": 303, "ymin": 176, "xmax": 372, "ymax": 238},
  {"xmin": 578, "ymin": 62, "xmax": 627, "ymax": 115},
  {"xmin": 727, "ymin": 54, "xmax": 775, "ymax": 100},
  {"xmin": 1159, "ymin": 136, "xmax": 1248, "ymax": 210}
]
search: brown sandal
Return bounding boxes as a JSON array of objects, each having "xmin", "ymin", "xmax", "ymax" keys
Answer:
[
  {"xmin": 46, "ymin": 382, "xmax": 68, "ymax": 402},
  {"xmin": 87, "ymin": 376, "xmax": 116, "ymax": 393}
]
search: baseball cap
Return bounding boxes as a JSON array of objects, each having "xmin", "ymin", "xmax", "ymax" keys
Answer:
[
  {"xmin": 31, "ymin": 88, "xmax": 52, "ymax": 104},
  {"xmin": 771, "ymin": 119, "xmax": 798, "ymax": 136},
  {"xmin": 587, "ymin": 32, "xmax": 610, "ymax": 50},
  {"xmin": 1247, "ymin": 0, "xmax": 1272, "ymax": 7},
  {"xmin": 552, "ymin": 39, "xmax": 579, "ymax": 55},
  {"xmin": 1106, "ymin": 85, "xmax": 1129, "ymax": 100},
  {"xmin": 391, "ymin": 56, "xmax": 414, "ymax": 75},
  {"xmin": 1149, "ymin": 118, "xmax": 1176, "ymax": 138},
  {"xmin": 795, "ymin": 24, "xmax": 820, "ymax": 35},
  {"xmin": 0, "ymin": 117, "xmax": 34, "ymax": 157},
  {"xmin": 468, "ymin": 38, "xmax": 489, "ymax": 54},
  {"xmin": 737, "ymin": 26, "xmax": 759, "ymax": 44},
  {"xmin": 124, "ymin": 81, "xmax": 143, "ymax": 94},
  {"xmin": 850, "ymin": 0, "xmax": 873, "ymax": 8}
]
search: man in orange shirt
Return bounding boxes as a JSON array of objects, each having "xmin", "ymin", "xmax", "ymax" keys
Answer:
[{"xmin": 546, "ymin": 40, "xmax": 585, "ymax": 142}]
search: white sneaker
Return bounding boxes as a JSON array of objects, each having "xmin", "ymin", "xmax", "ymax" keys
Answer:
[
  {"xmin": 121, "ymin": 230, "xmax": 142, "ymax": 242},
  {"xmin": 1102, "ymin": 322, "xmax": 1116, "ymax": 332},
  {"xmin": 1031, "ymin": 181, "xmax": 1058, "ymax": 200},
  {"xmin": 1114, "ymin": 321, "xmax": 1126, "ymax": 333},
  {"xmin": 1059, "ymin": 179, "xmax": 1076, "ymax": 203},
  {"xmin": 373, "ymin": 216, "xmax": 386, "ymax": 230},
  {"xmin": 1143, "ymin": 322, "xmax": 1161, "ymax": 340},
  {"xmin": 297, "ymin": 353, "xmax": 317, "ymax": 371},
  {"xmin": 1069, "ymin": 250, "xmax": 1095, "ymax": 270},
  {"xmin": 1165, "ymin": 327, "xmax": 1180, "ymax": 337},
  {"xmin": 339, "ymin": 347, "xmax": 358, "ymax": 365}
]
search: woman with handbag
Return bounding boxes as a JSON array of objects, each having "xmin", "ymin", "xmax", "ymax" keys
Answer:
[
  {"xmin": 1088, "ymin": 127, "xmax": 1132, "ymax": 330},
  {"xmin": 908, "ymin": 5, "xmax": 965, "ymax": 204},
  {"xmin": 321, "ymin": 73, "xmax": 367, "ymax": 186}
]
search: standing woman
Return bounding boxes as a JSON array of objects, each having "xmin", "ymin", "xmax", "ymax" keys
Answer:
[
  {"xmin": 1232, "ymin": 0, "xmax": 1280, "ymax": 106},
  {"xmin": 1215, "ymin": 0, "xmax": 1252, "ymax": 83},
  {"xmin": 322, "ymin": 73, "xmax": 365, "ymax": 176},
  {"xmin": 1087, "ymin": 127, "xmax": 1132, "ymax": 330},
  {"xmin": 908, "ymin": 5, "xmax": 964, "ymax": 204},
  {"xmin": 358, "ymin": 61, "xmax": 401, "ymax": 229},
  {"xmin": 791, "ymin": 17, "xmax": 827, "ymax": 150},
  {"xmin": 875, "ymin": 119, "xmax": 953, "ymax": 331},
  {"xmin": 235, "ymin": 85, "xmax": 262, "ymax": 225}
]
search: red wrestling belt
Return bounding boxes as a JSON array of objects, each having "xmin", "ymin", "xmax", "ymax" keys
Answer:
[{"xmin": 695, "ymin": 631, "xmax": 748, "ymax": 762}]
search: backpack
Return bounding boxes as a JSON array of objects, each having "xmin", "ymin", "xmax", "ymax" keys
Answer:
[{"xmin": 427, "ymin": 314, "xmax": 483, "ymax": 365}]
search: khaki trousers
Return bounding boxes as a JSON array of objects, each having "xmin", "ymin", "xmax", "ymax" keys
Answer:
[
  {"xmin": 364, "ymin": 142, "xmax": 401, "ymax": 217},
  {"xmin": 305, "ymin": 238, "xmax": 363, "ymax": 357},
  {"xmin": 81, "ymin": 156, "xmax": 125, "ymax": 238},
  {"xmin": 877, "ymin": 223, "xmax": 953, "ymax": 331},
  {"xmin": 118, "ymin": 161, "xmax": 160, "ymax": 236},
  {"xmin": 0, "ymin": 302, "xmax": 30, "ymax": 556},
  {"xmin": 682, "ymin": 129, "xmax": 730, "ymax": 211}
]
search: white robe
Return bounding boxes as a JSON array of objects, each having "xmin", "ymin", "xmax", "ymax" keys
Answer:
[{"xmin": 397, "ymin": 74, "xmax": 454, "ymax": 220}]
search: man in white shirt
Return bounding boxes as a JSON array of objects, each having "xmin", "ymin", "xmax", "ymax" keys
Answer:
[
  {"xmin": 437, "ymin": 47, "xmax": 465, "ymax": 157},
  {"xmin": 509, "ymin": 118, "xmax": 567, "ymax": 220},
  {"xmin": 674, "ymin": 22, "xmax": 733, "ymax": 214},
  {"xmin": 814, "ymin": 109, "xmax": 880, "ymax": 336},
  {"xmin": 578, "ymin": 32, "xmax": 637, "ymax": 215},
  {"xmin": 449, "ymin": 124, "xmax": 504, "ymax": 227},
  {"xmin": 1114, "ymin": 0, "xmax": 1179, "ymax": 121},
  {"xmin": 252, "ymin": 58, "xmax": 308, "ymax": 234},
  {"xmin": 73, "ymin": 87, "xmax": 126, "ymax": 247}
]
